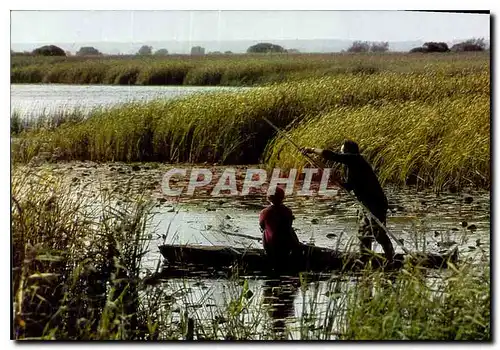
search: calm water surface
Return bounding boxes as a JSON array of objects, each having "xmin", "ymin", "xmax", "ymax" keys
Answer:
[{"xmin": 10, "ymin": 84, "xmax": 247, "ymax": 118}]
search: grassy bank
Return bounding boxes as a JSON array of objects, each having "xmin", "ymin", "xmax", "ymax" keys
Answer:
[
  {"xmin": 11, "ymin": 52, "xmax": 489, "ymax": 86},
  {"xmin": 265, "ymin": 95, "xmax": 490, "ymax": 189},
  {"xmin": 12, "ymin": 167, "xmax": 153, "ymax": 339},
  {"xmin": 12, "ymin": 66, "xmax": 489, "ymax": 190},
  {"xmin": 341, "ymin": 263, "xmax": 490, "ymax": 340},
  {"xmin": 11, "ymin": 168, "xmax": 490, "ymax": 340}
]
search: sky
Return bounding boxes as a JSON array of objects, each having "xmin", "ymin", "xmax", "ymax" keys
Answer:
[{"xmin": 11, "ymin": 10, "xmax": 490, "ymax": 45}]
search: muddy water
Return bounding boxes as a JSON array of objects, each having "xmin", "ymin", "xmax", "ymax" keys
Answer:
[{"xmin": 24, "ymin": 161, "xmax": 490, "ymax": 337}]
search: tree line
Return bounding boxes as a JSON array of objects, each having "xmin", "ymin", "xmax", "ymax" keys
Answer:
[
  {"xmin": 11, "ymin": 38, "xmax": 488, "ymax": 57},
  {"xmin": 409, "ymin": 38, "xmax": 488, "ymax": 53}
]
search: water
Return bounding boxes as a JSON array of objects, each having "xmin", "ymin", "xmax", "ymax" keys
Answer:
[
  {"xmin": 36, "ymin": 161, "xmax": 489, "ymax": 337},
  {"xmin": 119, "ymin": 165, "xmax": 489, "ymax": 338},
  {"xmin": 56, "ymin": 162, "xmax": 489, "ymax": 264},
  {"xmin": 10, "ymin": 84, "xmax": 246, "ymax": 118}
]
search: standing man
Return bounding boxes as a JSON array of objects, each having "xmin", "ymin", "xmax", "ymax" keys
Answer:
[{"xmin": 302, "ymin": 140, "xmax": 395, "ymax": 262}]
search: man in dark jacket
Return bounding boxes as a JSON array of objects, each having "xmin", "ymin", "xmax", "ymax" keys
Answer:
[
  {"xmin": 302, "ymin": 140, "xmax": 394, "ymax": 261},
  {"xmin": 259, "ymin": 187, "xmax": 300, "ymax": 271}
]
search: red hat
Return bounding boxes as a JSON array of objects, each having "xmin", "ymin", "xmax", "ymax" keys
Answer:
[{"xmin": 268, "ymin": 187, "xmax": 285, "ymax": 204}]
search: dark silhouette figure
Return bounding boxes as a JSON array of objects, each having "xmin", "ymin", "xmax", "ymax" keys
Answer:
[{"xmin": 302, "ymin": 140, "xmax": 394, "ymax": 261}]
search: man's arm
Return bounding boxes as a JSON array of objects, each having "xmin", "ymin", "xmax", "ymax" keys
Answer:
[{"xmin": 301, "ymin": 147, "xmax": 355, "ymax": 165}]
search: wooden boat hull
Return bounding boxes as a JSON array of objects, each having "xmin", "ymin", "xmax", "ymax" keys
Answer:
[{"xmin": 156, "ymin": 243, "xmax": 458, "ymax": 279}]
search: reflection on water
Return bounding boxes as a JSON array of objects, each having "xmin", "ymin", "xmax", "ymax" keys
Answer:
[{"xmin": 262, "ymin": 278, "xmax": 299, "ymax": 338}]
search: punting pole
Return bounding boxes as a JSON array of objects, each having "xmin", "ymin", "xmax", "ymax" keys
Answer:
[{"xmin": 261, "ymin": 116, "xmax": 413, "ymax": 257}]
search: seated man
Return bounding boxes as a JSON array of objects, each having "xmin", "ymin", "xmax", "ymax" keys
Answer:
[
  {"xmin": 259, "ymin": 187, "xmax": 300, "ymax": 271},
  {"xmin": 302, "ymin": 140, "xmax": 395, "ymax": 262}
]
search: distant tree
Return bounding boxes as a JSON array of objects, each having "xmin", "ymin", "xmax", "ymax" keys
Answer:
[
  {"xmin": 208, "ymin": 51, "xmax": 223, "ymax": 55},
  {"xmin": 224, "ymin": 51, "xmax": 233, "ymax": 54},
  {"xmin": 247, "ymin": 42, "xmax": 286, "ymax": 54},
  {"xmin": 154, "ymin": 48, "xmax": 169, "ymax": 56},
  {"xmin": 409, "ymin": 47, "xmax": 426, "ymax": 53},
  {"xmin": 465, "ymin": 37, "xmax": 487, "ymax": 49},
  {"xmin": 409, "ymin": 42, "xmax": 450, "ymax": 53},
  {"xmin": 451, "ymin": 38, "xmax": 486, "ymax": 52},
  {"xmin": 347, "ymin": 41, "xmax": 370, "ymax": 53},
  {"xmin": 191, "ymin": 46, "xmax": 206, "ymax": 55},
  {"xmin": 370, "ymin": 41, "xmax": 389, "ymax": 52},
  {"xmin": 76, "ymin": 46, "xmax": 101, "ymax": 56},
  {"xmin": 137, "ymin": 45, "xmax": 153, "ymax": 55},
  {"xmin": 32, "ymin": 45, "xmax": 66, "ymax": 56},
  {"xmin": 287, "ymin": 48, "xmax": 300, "ymax": 54},
  {"xmin": 422, "ymin": 42, "xmax": 450, "ymax": 53}
]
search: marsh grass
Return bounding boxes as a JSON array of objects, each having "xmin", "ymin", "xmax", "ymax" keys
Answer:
[
  {"xmin": 265, "ymin": 94, "xmax": 490, "ymax": 190},
  {"xmin": 168, "ymin": 256, "xmax": 490, "ymax": 341},
  {"xmin": 11, "ymin": 108, "xmax": 89, "ymax": 135},
  {"xmin": 12, "ymin": 67, "xmax": 489, "ymax": 189},
  {"xmin": 341, "ymin": 262, "xmax": 490, "ymax": 340},
  {"xmin": 12, "ymin": 167, "xmax": 156, "ymax": 339},
  {"xmin": 11, "ymin": 52, "xmax": 489, "ymax": 86}
]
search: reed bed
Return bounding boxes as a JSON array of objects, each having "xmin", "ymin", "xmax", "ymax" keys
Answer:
[
  {"xmin": 11, "ymin": 52, "xmax": 489, "ymax": 86},
  {"xmin": 265, "ymin": 95, "xmax": 490, "ymax": 190},
  {"xmin": 11, "ymin": 67, "xmax": 489, "ymax": 190},
  {"xmin": 11, "ymin": 108, "xmax": 89, "ymax": 135},
  {"xmin": 341, "ymin": 263, "xmax": 490, "ymax": 340},
  {"xmin": 11, "ymin": 167, "xmax": 154, "ymax": 339}
]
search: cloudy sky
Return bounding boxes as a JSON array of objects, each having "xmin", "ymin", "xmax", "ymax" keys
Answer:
[{"xmin": 11, "ymin": 10, "xmax": 490, "ymax": 44}]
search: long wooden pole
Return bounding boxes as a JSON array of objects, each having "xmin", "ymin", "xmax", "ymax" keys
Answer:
[{"xmin": 261, "ymin": 116, "xmax": 412, "ymax": 256}]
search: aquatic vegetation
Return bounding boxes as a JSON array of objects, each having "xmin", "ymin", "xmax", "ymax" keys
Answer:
[
  {"xmin": 12, "ymin": 64, "xmax": 490, "ymax": 190},
  {"xmin": 11, "ymin": 167, "xmax": 155, "ymax": 339},
  {"xmin": 11, "ymin": 167, "xmax": 490, "ymax": 340},
  {"xmin": 11, "ymin": 108, "xmax": 89, "ymax": 135},
  {"xmin": 11, "ymin": 52, "xmax": 489, "ymax": 86},
  {"xmin": 265, "ymin": 95, "xmax": 490, "ymax": 190},
  {"xmin": 342, "ymin": 263, "xmax": 490, "ymax": 340}
]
